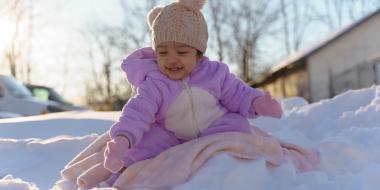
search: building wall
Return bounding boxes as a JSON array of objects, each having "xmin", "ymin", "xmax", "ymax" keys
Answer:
[
  {"xmin": 376, "ymin": 61, "xmax": 380, "ymax": 83},
  {"xmin": 330, "ymin": 60, "xmax": 377, "ymax": 95},
  {"xmin": 308, "ymin": 12, "xmax": 380, "ymax": 101},
  {"xmin": 260, "ymin": 67, "xmax": 309, "ymax": 101}
]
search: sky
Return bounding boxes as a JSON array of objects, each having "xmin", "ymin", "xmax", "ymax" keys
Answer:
[
  {"xmin": 1, "ymin": 85, "xmax": 380, "ymax": 189},
  {"xmin": 0, "ymin": 0, "xmax": 377, "ymax": 106}
]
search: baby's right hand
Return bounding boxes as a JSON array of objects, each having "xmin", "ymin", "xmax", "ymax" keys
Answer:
[
  {"xmin": 253, "ymin": 92, "xmax": 283, "ymax": 119},
  {"xmin": 104, "ymin": 136, "xmax": 130, "ymax": 173}
]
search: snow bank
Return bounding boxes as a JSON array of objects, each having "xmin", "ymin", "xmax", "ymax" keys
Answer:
[
  {"xmin": 0, "ymin": 175, "xmax": 39, "ymax": 190},
  {"xmin": 0, "ymin": 135, "xmax": 100, "ymax": 190},
  {"xmin": 1, "ymin": 86, "xmax": 380, "ymax": 190},
  {"xmin": 0, "ymin": 111, "xmax": 116, "ymax": 190}
]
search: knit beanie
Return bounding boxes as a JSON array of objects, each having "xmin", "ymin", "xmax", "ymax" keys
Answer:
[{"xmin": 147, "ymin": 0, "xmax": 208, "ymax": 53}]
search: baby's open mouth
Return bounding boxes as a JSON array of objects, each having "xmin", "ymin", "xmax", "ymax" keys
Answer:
[{"xmin": 166, "ymin": 67, "xmax": 183, "ymax": 71}]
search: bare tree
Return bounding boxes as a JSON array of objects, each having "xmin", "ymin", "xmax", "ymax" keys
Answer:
[
  {"xmin": 25, "ymin": 0, "xmax": 33, "ymax": 83},
  {"xmin": 83, "ymin": 25, "xmax": 123, "ymax": 110},
  {"xmin": 224, "ymin": 0, "xmax": 279, "ymax": 82},
  {"xmin": 313, "ymin": 0, "xmax": 346, "ymax": 31},
  {"xmin": 82, "ymin": 0, "xmax": 159, "ymax": 110},
  {"xmin": 279, "ymin": 0, "xmax": 313, "ymax": 54},
  {"xmin": 1, "ymin": 0, "xmax": 34, "ymax": 83},
  {"xmin": 116, "ymin": 0, "xmax": 158, "ymax": 49},
  {"xmin": 315, "ymin": 0, "xmax": 379, "ymax": 32},
  {"xmin": 0, "ymin": 0, "xmax": 17, "ymax": 17},
  {"xmin": 208, "ymin": 0, "xmax": 226, "ymax": 62},
  {"xmin": 292, "ymin": 1, "xmax": 313, "ymax": 51},
  {"xmin": 280, "ymin": 0, "xmax": 290, "ymax": 55},
  {"xmin": 3, "ymin": 0, "xmax": 23, "ymax": 79}
]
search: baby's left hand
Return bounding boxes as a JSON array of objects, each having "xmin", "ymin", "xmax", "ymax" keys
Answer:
[
  {"xmin": 253, "ymin": 92, "xmax": 283, "ymax": 118},
  {"xmin": 104, "ymin": 136, "xmax": 130, "ymax": 173}
]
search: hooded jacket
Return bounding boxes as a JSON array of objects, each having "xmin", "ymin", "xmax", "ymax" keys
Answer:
[{"xmin": 110, "ymin": 47, "xmax": 265, "ymax": 147}]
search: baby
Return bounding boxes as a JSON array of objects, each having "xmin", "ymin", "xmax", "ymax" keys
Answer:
[{"xmin": 103, "ymin": 0, "xmax": 282, "ymax": 186}]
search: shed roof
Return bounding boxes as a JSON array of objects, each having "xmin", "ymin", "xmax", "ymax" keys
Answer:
[{"xmin": 254, "ymin": 9, "xmax": 380, "ymax": 85}]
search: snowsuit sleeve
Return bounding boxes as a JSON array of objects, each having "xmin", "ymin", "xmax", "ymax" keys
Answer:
[
  {"xmin": 219, "ymin": 64, "xmax": 265, "ymax": 118},
  {"xmin": 109, "ymin": 79, "xmax": 162, "ymax": 146}
]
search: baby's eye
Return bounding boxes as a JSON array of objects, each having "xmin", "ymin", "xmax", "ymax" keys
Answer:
[
  {"xmin": 178, "ymin": 51, "xmax": 188, "ymax": 55},
  {"xmin": 158, "ymin": 51, "xmax": 167, "ymax": 55}
]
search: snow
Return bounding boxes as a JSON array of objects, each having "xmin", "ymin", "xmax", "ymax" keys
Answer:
[
  {"xmin": 0, "ymin": 112, "xmax": 22, "ymax": 119},
  {"xmin": 0, "ymin": 175, "xmax": 39, "ymax": 190},
  {"xmin": 1, "ymin": 86, "xmax": 380, "ymax": 190}
]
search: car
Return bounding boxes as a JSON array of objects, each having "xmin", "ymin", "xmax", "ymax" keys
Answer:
[
  {"xmin": 0, "ymin": 75, "xmax": 73, "ymax": 116},
  {"xmin": 0, "ymin": 111, "xmax": 22, "ymax": 119},
  {"xmin": 25, "ymin": 84, "xmax": 86, "ymax": 111}
]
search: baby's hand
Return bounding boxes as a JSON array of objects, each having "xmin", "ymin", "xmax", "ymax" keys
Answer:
[
  {"xmin": 253, "ymin": 92, "xmax": 283, "ymax": 119},
  {"xmin": 104, "ymin": 136, "xmax": 130, "ymax": 173}
]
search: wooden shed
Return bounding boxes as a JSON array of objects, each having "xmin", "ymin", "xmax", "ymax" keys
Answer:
[{"xmin": 252, "ymin": 9, "xmax": 380, "ymax": 102}]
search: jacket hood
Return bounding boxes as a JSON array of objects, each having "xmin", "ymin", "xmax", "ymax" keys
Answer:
[{"xmin": 121, "ymin": 47, "xmax": 159, "ymax": 88}]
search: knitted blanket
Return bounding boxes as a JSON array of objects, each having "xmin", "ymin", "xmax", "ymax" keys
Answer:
[{"xmin": 60, "ymin": 127, "xmax": 320, "ymax": 190}]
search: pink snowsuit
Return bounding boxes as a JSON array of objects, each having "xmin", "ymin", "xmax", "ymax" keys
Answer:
[{"xmin": 108, "ymin": 47, "xmax": 265, "ymax": 178}]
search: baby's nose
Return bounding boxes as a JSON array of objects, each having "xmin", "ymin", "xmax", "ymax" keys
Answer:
[{"xmin": 166, "ymin": 54, "xmax": 179, "ymax": 64}]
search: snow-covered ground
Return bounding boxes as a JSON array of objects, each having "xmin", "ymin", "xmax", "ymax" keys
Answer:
[{"xmin": 1, "ymin": 85, "xmax": 380, "ymax": 190}]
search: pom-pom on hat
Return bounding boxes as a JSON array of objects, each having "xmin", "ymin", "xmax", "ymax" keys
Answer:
[{"xmin": 147, "ymin": 0, "xmax": 208, "ymax": 53}]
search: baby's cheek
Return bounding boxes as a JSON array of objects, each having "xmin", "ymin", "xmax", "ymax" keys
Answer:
[{"xmin": 157, "ymin": 63, "xmax": 166, "ymax": 73}]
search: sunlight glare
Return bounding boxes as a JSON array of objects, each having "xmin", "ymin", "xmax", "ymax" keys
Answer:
[{"xmin": 0, "ymin": 18, "xmax": 15, "ymax": 47}]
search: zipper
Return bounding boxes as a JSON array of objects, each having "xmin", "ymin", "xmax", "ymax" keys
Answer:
[{"xmin": 181, "ymin": 79, "xmax": 201, "ymax": 136}]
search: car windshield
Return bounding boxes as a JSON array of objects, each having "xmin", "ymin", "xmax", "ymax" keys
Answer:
[
  {"xmin": 48, "ymin": 88, "xmax": 70, "ymax": 104},
  {"xmin": 31, "ymin": 87, "xmax": 70, "ymax": 105},
  {"xmin": 1, "ymin": 76, "xmax": 33, "ymax": 98}
]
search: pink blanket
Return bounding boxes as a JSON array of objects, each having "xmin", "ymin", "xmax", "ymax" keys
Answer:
[{"xmin": 61, "ymin": 128, "xmax": 320, "ymax": 189}]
